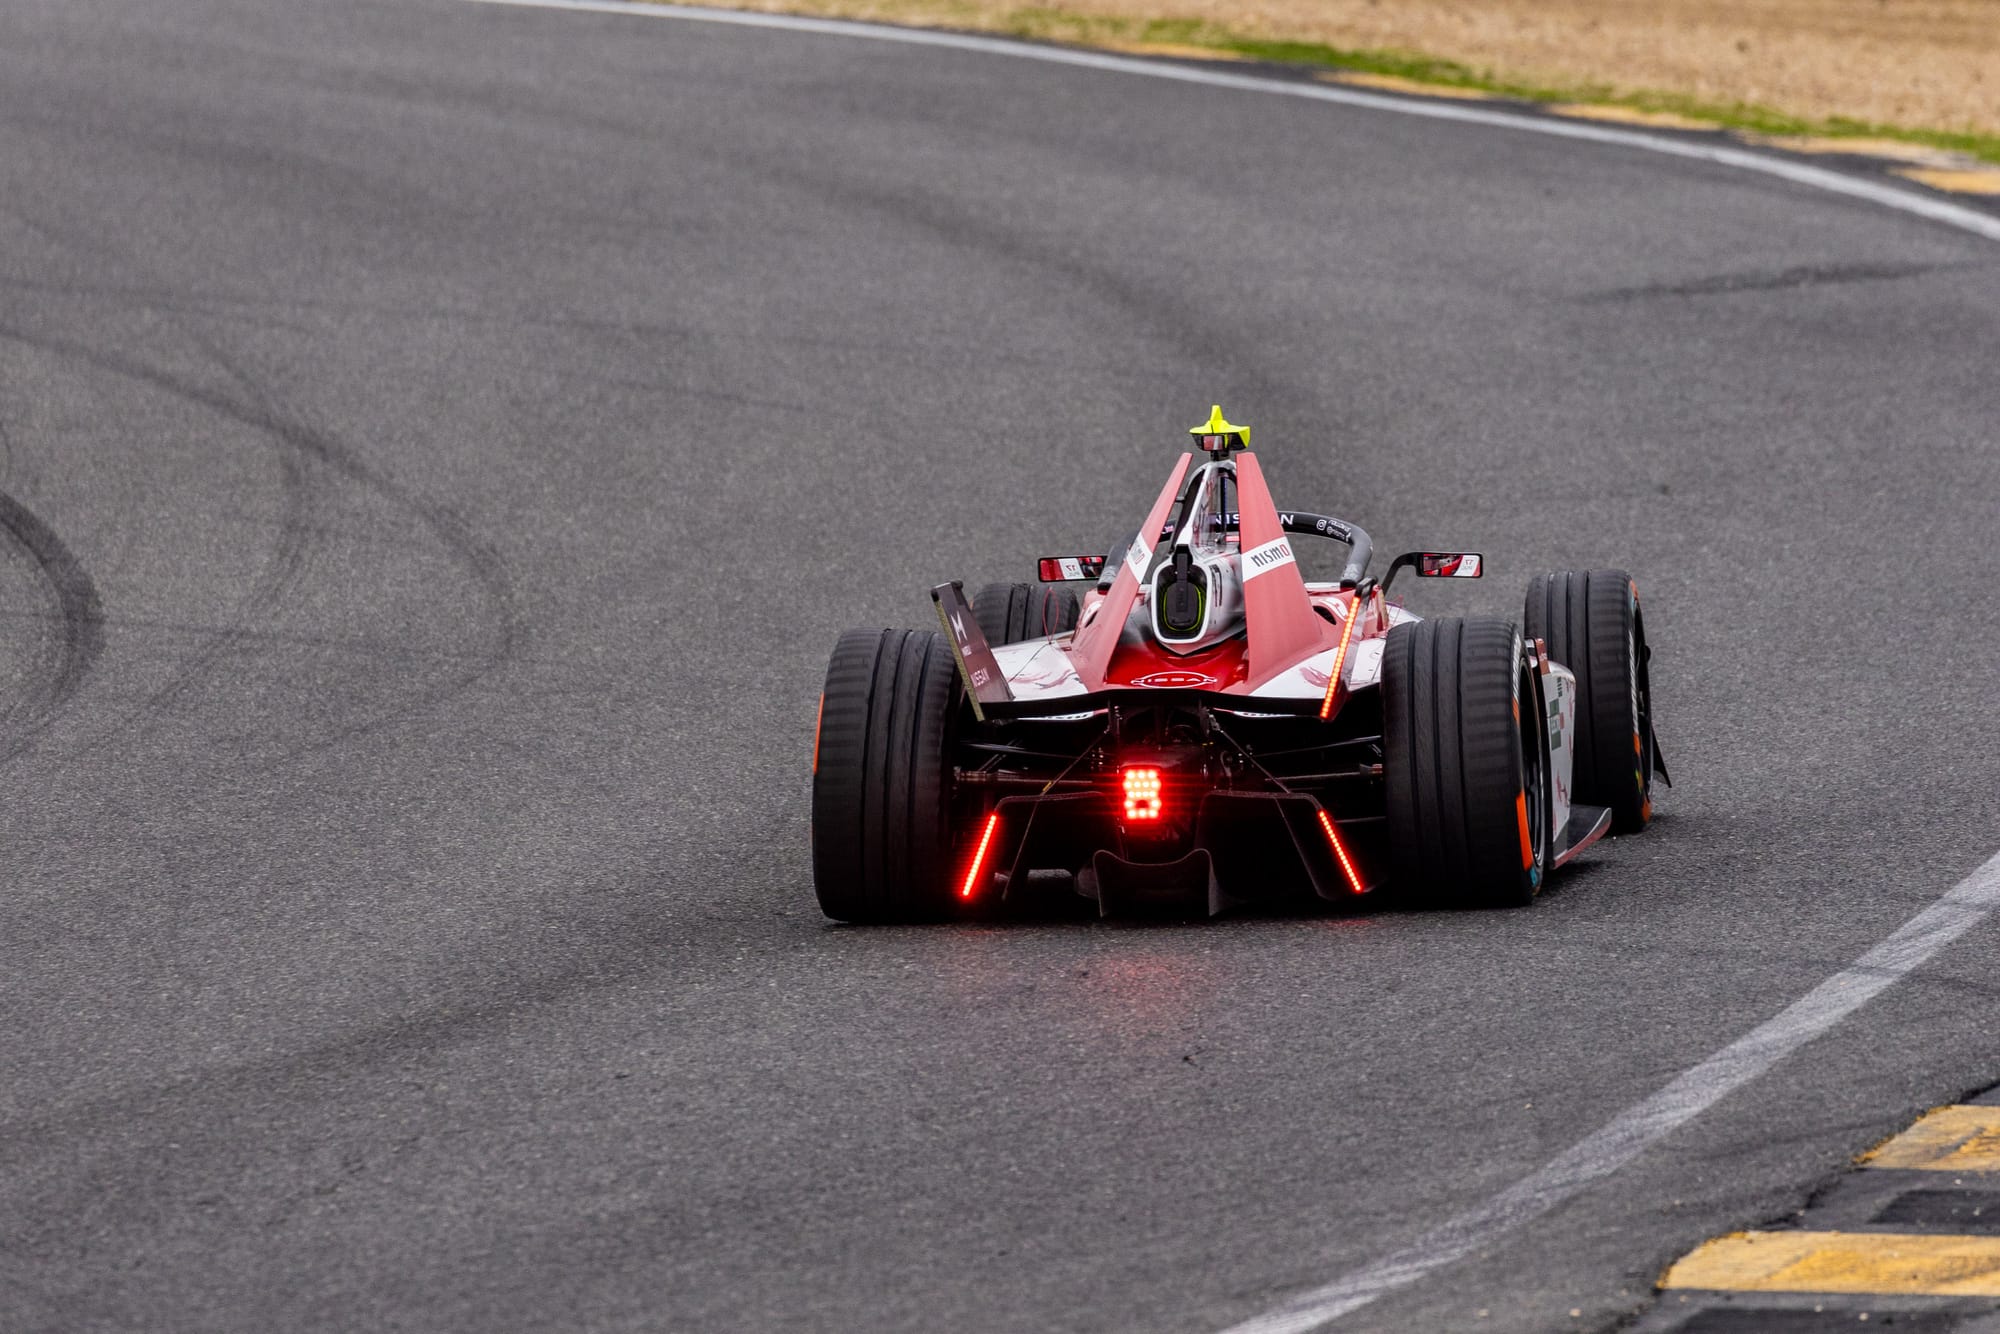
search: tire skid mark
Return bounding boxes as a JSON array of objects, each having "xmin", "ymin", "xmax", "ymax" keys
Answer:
[
  {"xmin": 129, "ymin": 321, "xmax": 523, "ymax": 768},
  {"xmin": 0, "ymin": 323, "xmax": 520, "ymax": 763},
  {"xmin": 0, "ymin": 273, "xmax": 1151, "ymax": 385},
  {"xmin": 152, "ymin": 307, "xmax": 524, "ymax": 767},
  {"xmin": 0, "ymin": 322, "xmax": 323, "ymax": 755},
  {"xmin": 0, "ymin": 487, "xmax": 105, "ymax": 759},
  {"xmin": 0, "ymin": 606, "xmax": 495, "ymax": 663},
  {"xmin": 1, "ymin": 202, "xmax": 518, "ymax": 764},
  {"xmin": 0, "ymin": 826, "xmax": 749, "ymax": 1240},
  {"xmin": 0, "ymin": 366, "xmax": 20, "ymax": 477},
  {"xmin": 248, "ymin": 477, "xmax": 520, "ymax": 773},
  {"xmin": 1579, "ymin": 258, "xmax": 1986, "ymax": 302}
]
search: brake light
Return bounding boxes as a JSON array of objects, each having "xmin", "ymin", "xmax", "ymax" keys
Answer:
[
  {"xmin": 1122, "ymin": 767, "xmax": 1163, "ymax": 821},
  {"xmin": 1318, "ymin": 596, "xmax": 1361, "ymax": 720},
  {"xmin": 960, "ymin": 812, "xmax": 1002, "ymax": 899},
  {"xmin": 1316, "ymin": 809, "xmax": 1366, "ymax": 895}
]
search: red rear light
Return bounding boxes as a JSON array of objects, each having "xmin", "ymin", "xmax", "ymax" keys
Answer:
[
  {"xmin": 1122, "ymin": 767, "xmax": 1163, "ymax": 821},
  {"xmin": 1316, "ymin": 809, "xmax": 1366, "ymax": 895},
  {"xmin": 960, "ymin": 812, "xmax": 1002, "ymax": 899},
  {"xmin": 1318, "ymin": 597, "xmax": 1360, "ymax": 720}
]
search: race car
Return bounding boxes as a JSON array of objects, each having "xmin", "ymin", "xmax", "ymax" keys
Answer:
[{"xmin": 811, "ymin": 406, "xmax": 1667, "ymax": 921}]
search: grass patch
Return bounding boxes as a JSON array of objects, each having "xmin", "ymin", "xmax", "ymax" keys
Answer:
[
  {"xmin": 1228, "ymin": 35, "xmax": 2000, "ymax": 165},
  {"xmin": 723, "ymin": 0, "xmax": 2000, "ymax": 167},
  {"xmin": 1183, "ymin": 22, "xmax": 2000, "ymax": 165}
]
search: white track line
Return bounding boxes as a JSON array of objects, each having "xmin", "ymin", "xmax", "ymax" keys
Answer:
[
  {"xmin": 461, "ymin": 3, "xmax": 2000, "ymax": 1327},
  {"xmin": 466, "ymin": 0, "xmax": 2000, "ymax": 247},
  {"xmin": 1222, "ymin": 851, "xmax": 2000, "ymax": 1332}
]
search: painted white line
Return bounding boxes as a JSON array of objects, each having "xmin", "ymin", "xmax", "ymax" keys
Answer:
[
  {"xmin": 1222, "ymin": 850, "xmax": 2000, "ymax": 1334},
  {"xmin": 464, "ymin": 0, "xmax": 2000, "ymax": 247},
  {"xmin": 460, "ymin": 2, "xmax": 2000, "ymax": 1324}
]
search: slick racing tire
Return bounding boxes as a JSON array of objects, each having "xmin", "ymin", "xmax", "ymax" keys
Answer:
[
  {"xmin": 1523, "ymin": 569, "xmax": 1657, "ymax": 833},
  {"xmin": 971, "ymin": 582, "xmax": 1080, "ymax": 645},
  {"xmin": 811, "ymin": 628, "xmax": 962, "ymax": 923},
  {"xmin": 1382, "ymin": 617, "xmax": 1550, "ymax": 909}
]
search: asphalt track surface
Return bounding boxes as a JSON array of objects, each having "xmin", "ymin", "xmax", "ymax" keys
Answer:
[{"xmin": 2, "ymin": 2, "xmax": 1998, "ymax": 1331}]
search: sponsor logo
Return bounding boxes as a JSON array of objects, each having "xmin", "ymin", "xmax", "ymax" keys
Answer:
[
  {"xmin": 1131, "ymin": 670, "xmax": 1215, "ymax": 689},
  {"xmin": 1241, "ymin": 538, "xmax": 1295, "ymax": 580}
]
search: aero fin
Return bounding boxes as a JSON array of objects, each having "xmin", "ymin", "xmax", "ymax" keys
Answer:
[
  {"xmin": 1234, "ymin": 451, "xmax": 1333, "ymax": 688},
  {"xmin": 1067, "ymin": 452, "xmax": 1193, "ymax": 689},
  {"xmin": 1552, "ymin": 804, "xmax": 1614, "ymax": 868},
  {"xmin": 933, "ymin": 581, "xmax": 1012, "ymax": 723}
]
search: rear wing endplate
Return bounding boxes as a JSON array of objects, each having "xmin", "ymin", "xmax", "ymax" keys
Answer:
[{"xmin": 932, "ymin": 581, "xmax": 1013, "ymax": 723}]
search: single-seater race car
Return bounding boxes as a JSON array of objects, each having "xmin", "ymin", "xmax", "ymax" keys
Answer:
[{"xmin": 812, "ymin": 407, "xmax": 1667, "ymax": 921}]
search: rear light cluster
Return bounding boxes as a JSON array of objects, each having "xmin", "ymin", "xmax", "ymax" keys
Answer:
[{"xmin": 1122, "ymin": 767, "xmax": 1163, "ymax": 821}]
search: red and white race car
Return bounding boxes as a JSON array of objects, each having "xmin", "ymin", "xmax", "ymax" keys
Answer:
[{"xmin": 812, "ymin": 407, "xmax": 1666, "ymax": 921}]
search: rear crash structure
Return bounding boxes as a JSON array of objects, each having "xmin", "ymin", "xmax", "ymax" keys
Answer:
[{"xmin": 811, "ymin": 408, "xmax": 1666, "ymax": 921}]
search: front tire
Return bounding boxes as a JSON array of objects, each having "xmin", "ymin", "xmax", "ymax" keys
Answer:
[
  {"xmin": 811, "ymin": 628, "xmax": 962, "ymax": 923},
  {"xmin": 1383, "ymin": 617, "xmax": 1549, "ymax": 908},
  {"xmin": 1523, "ymin": 569, "xmax": 1657, "ymax": 833}
]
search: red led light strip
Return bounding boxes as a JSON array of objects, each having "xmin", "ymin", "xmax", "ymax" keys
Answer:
[
  {"xmin": 960, "ymin": 812, "xmax": 1001, "ymax": 899},
  {"xmin": 1315, "ymin": 808, "xmax": 1366, "ymax": 895},
  {"xmin": 1317, "ymin": 599, "xmax": 1361, "ymax": 720}
]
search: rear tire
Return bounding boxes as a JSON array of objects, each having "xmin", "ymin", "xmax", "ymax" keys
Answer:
[
  {"xmin": 1383, "ymin": 617, "xmax": 1548, "ymax": 908},
  {"xmin": 811, "ymin": 628, "xmax": 962, "ymax": 923},
  {"xmin": 971, "ymin": 582, "xmax": 1080, "ymax": 645},
  {"xmin": 1522, "ymin": 569, "xmax": 1656, "ymax": 833}
]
